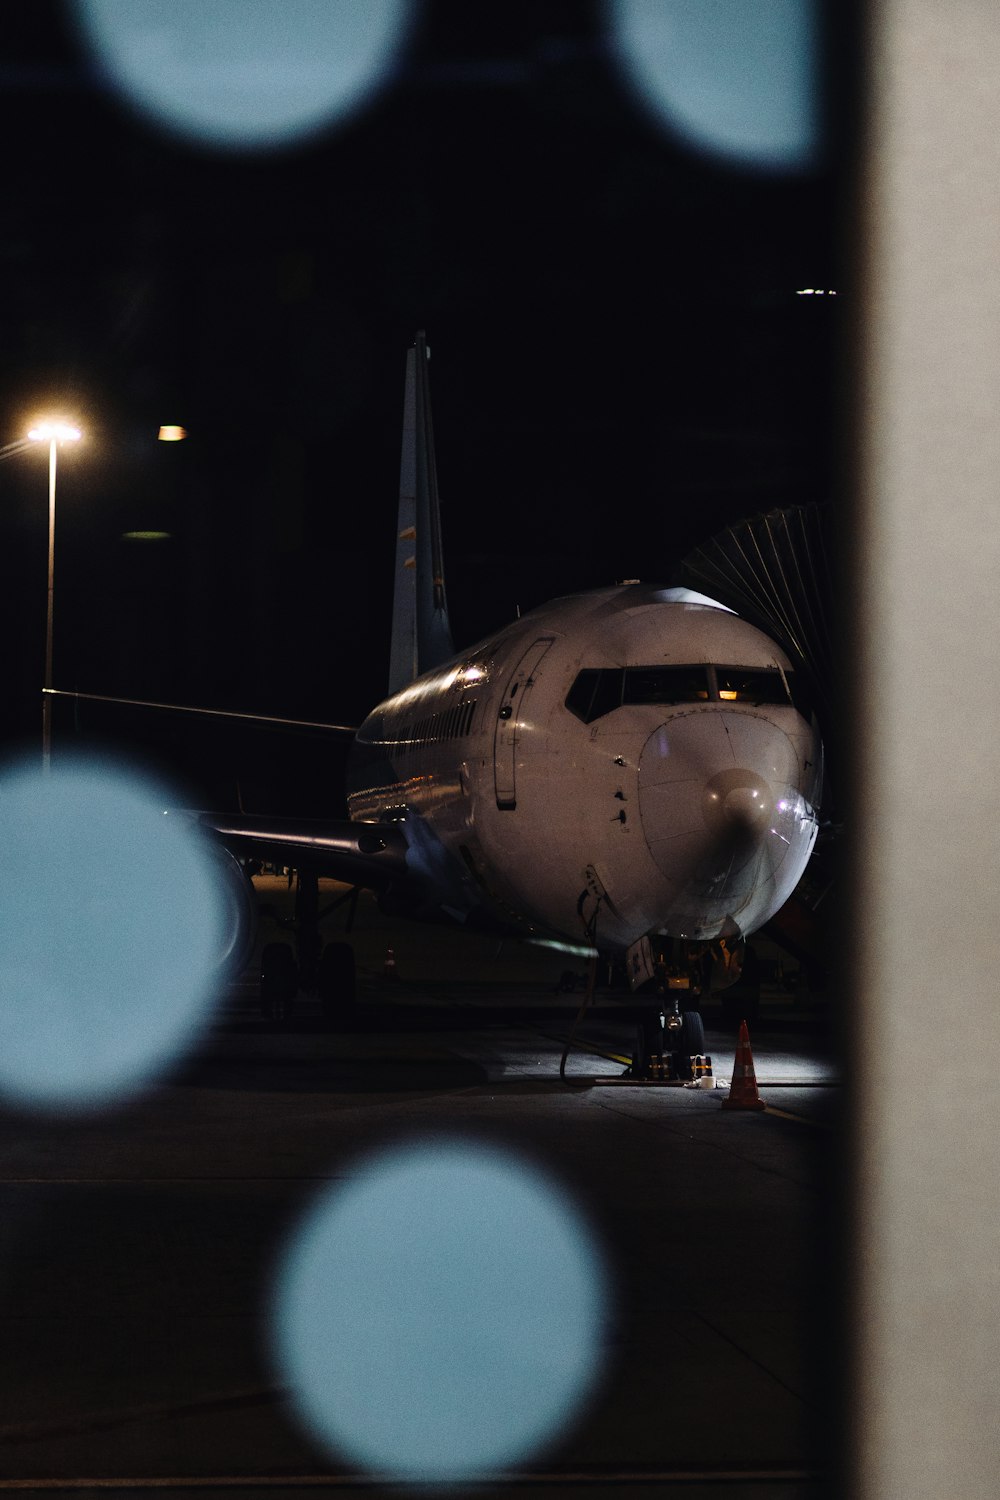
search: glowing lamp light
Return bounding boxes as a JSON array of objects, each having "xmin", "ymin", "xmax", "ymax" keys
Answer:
[
  {"xmin": 28, "ymin": 421, "xmax": 81, "ymax": 443},
  {"xmin": 158, "ymin": 425, "xmax": 187, "ymax": 442}
]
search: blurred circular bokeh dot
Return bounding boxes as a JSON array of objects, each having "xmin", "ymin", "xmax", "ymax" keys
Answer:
[
  {"xmin": 272, "ymin": 1138, "xmax": 609, "ymax": 1483},
  {"xmin": 72, "ymin": 0, "xmax": 411, "ymax": 152},
  {"xmin": 0, "ymin": 754, "xmax": 228, "ymax": 1110}
]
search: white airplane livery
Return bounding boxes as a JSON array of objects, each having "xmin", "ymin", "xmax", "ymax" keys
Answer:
[
  {"xmin": 50, "ymin": 333, "xmax": 823, "ymax": 1063},
  {"xmin": 346, "ymin": 586, "xmax": 821, "ymax": 957}
]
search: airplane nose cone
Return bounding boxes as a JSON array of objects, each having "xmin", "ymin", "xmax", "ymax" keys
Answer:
[
  {"xmin": 637, "ymin": 711, "xmax": 813, "ymax": 938},
  {"xmin": 702, "ymin": 769, "xmax": 773, "ymax": 839}
]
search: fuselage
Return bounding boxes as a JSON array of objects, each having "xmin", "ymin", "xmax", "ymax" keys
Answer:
[{"xmin": 346, "ymin": 585, "xmax": 821, "ymax": 953}]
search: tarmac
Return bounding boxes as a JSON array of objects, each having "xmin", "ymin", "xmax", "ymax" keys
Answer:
[{"xmin": 0, "ymin": 880, "xmax": 842, "ymax": 1498}]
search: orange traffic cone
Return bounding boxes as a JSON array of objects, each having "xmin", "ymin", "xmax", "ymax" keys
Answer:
[
  {"xmin": 383, "ymin": 944, "xmax": 397, "ymax": 978},
  {"xmin": 721, "ymin": 1020, "xmax": 766, "ymax": 1111}
]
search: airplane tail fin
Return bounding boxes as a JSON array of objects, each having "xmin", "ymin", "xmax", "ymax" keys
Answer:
[{"xmin": 388, "ymin": 331, "xmax": 454, "ymax": 696}]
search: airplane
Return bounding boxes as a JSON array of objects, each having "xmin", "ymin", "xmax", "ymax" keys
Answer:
[{"xmin": 51, "ymin": 333, "xmax": 823, "ymax": 1076}]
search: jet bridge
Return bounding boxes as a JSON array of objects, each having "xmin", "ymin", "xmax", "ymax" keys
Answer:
[
  {"xmin": 673, "ymin": 503, "xmax": 838, "ymax": 753},
  {"xmin": 673, "ymin": 504, "xmax": 841, "ymax": 979}
]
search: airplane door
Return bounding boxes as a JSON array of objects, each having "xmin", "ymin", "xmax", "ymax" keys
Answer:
[{"xmin": 494, "ymin": 637, "xmax": 554, "ymax": 810}]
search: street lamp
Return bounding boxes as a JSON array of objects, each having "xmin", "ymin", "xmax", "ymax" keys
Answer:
[{"xmin": 28, "ymin": 420, "xmax": 82, "ymax": 771}]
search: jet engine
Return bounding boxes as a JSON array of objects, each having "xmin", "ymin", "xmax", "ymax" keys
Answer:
[{"xmin": 206, "ymin": 844, "xmax": 258, "ymax": 980}]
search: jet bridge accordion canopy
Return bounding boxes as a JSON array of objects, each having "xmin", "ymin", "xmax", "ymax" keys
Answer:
[{"xmin": 673, "ymin": 504, "xmax": 838, "ymax": 748}]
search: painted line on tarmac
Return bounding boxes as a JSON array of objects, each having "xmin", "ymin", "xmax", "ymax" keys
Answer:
[
  {"xmin": 0, "ymin": 1177, "xmax": 344, "ymax": 1184},
  {"xmin": 754, "ymin": 1080, "xmax": 839, "ymax": 1088},
  {"xmin": 761, "ymin": 1102, "xmax": 829, "ymax": 1128},
  {"xmin": 526, "ymin": 1026, "xmax": 631, "ymax": 1069},
  {"xmin": 0, "ymin": 1389, "xmax": 286, "ymax": 1447},
  {"xmin": 0, "ymin": 1468, "xmax": 823, "ymax": 1490}
]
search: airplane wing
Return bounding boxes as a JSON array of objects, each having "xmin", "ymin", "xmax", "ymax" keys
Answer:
[
  {"xmin": 198, "ymin": 811, "xmax": 409, "ymax": 888},
  {"xmin": 44, "ymin": 689, "xmax": 410, "ymax": 889},
  {"xmin": 42, "ymin": 688, "xmax": 357, "ymax": 737}
]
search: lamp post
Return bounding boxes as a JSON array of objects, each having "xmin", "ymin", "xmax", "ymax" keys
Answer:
[{"xmin": 28, "ymin": 420, "xmax": 82, "ymax": 771}]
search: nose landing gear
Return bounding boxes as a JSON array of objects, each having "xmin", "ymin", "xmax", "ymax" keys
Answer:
[
  {"xmin": 631, "ymin": 1004, "xmax": 707, "ymax": 1080},
  {"xmin": 628, "ymin": 942, "xmax": 709, "ymax": 1081}
]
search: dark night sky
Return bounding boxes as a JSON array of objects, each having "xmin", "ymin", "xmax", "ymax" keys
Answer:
[{"xmin": 0, "ymin": 2, "xmax": 847, "ymax": 799}]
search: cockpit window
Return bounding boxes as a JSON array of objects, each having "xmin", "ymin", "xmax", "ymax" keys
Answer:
[
  {"xmin": 622, "ymin": 666, "xmax": 711, "ymax": 707},
  {"xmin": 566, "ymin": 666, "xmax": 710, "ymax": 723},
  {"xmin": 566, "ymin": 664, "xmax": 796, "ymax": 723},
  {"xmin": 714, "ymin": 667, "xmax": 791, "ymax": 705},
  {"xmin": 565, "ymin": 670, "xmax": 621, "ymax": 723}
]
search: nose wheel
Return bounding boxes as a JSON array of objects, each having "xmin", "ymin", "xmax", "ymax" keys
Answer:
[
  {"xmin": 632, "ymin": 1012, "xmax": 665, "ymax": 1079},
  {"xmin": 632, "ymin": 1007, "xmax": 705, "ymax": 1080},
  {"xmin": 679, "ymin": 1007, "xmax": 705, "ymax": 1059}
]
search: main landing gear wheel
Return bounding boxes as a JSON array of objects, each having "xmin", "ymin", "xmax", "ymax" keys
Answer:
[
  {"xmin": 261, "ymin": 941, "xmax": 298, "ymax": 1021},
  {"xmin": 318, "ymin": 941, "xmax": 356, "ymax": 1029}
]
